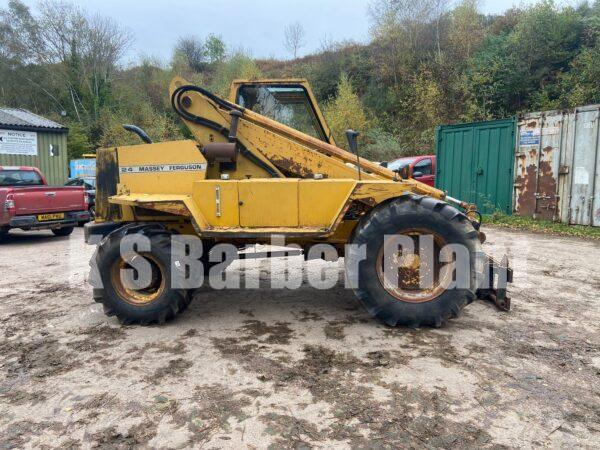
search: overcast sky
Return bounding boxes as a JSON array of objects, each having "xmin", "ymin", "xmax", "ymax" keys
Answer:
[{"xmin": 3, "ymin": 0, "xmax": 577, "ymax": 63}]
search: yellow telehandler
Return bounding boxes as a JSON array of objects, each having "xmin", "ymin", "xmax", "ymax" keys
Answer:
[{"xmin": 85, "ymin": 77, "xmax": 511, "ymax": 326}]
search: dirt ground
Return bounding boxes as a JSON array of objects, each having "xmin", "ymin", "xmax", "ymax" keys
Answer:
[{"xmin": 0, "ymin": 227, "xmax": 598, "ymax": 449}]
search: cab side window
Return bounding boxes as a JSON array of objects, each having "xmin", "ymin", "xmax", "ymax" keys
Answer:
[{"xmin": 414, "ymin": 158, "xmax": 432, "ymax": 175}]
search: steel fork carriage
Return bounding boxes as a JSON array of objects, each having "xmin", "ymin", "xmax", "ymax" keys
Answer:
[{"xmin": 477, "ymin": 255, "xmax": 513, "ymax": 311}]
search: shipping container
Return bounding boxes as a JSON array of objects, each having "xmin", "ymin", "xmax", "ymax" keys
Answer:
[
  {"xmin": 0, "ymin": 108, "xmax": 69, "ymax": 185},
  {"xmin": 435, "ymin": 118, "xmax": 516, "ymax": 215},
  {"xmin": 514, "ymin": 104, "xmax": 600, "ymax": 226}
]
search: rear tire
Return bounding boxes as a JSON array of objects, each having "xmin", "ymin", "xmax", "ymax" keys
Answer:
[
  {"xmin": 346, "ymin": 195, "xmax": 482, "ymax": 327},
  {"xmin": 52, "ymin": 227, "xmax": 74, "ymax": 237},
  {"xmin": 93, "ymin": 227, "xmax": 191, "ymax": 325}
]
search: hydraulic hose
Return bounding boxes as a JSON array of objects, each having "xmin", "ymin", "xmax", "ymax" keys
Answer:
[
  {"xmin": 170, "ymin": 84, "xmax": 281, "ymax": 178},
  {"xmin": 171, "ymin": 85, "xmax": 233, "ymax": 139}
]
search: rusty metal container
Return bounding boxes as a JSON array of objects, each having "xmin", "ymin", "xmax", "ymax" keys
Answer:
[{"xmin": 514, "ymin": 104, "xmax": 600, "ymax": 226}]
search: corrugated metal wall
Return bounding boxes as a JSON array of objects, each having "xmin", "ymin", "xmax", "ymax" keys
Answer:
[
  {"xmin": 435, "ymin": 118, "xmax": 516, "ymax": 215},
  {"xmin": 515, "ymin": 104, "xmax": 600, "ymax": 226},
  {"xmin": 0, "ymin": 131, "xmax": 68, "ymax": 185}
]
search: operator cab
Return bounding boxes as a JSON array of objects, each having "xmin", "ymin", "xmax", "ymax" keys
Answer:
[{"xmin": 230, "ymin": 79, "xmax": 336, "ymax": 146}]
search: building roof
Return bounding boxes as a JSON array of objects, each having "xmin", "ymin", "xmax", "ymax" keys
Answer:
[{"xmin": 0, "ymin": 108, "xmax": 68, "ymax": 133}]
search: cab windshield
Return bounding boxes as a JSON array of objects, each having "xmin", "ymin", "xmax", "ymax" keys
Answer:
[
  {"xmin": 236, "ymin": 85, "xmax": 328, "ymax": 142},
  {"xmin": 387, "ymin": 157, "xmax": 416, "ymax": 172}
]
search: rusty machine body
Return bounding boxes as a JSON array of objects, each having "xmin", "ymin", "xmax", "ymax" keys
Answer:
[{"xmin": 85, "ymin": 77, "xmax": 512, "ymax": 326}]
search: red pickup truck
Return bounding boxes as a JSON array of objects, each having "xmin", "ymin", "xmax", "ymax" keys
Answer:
[
  {"xmin": 386, "ymin": 155, "xmax": 436, "ymax": 186},
  {"xmin": 0, "ymin": 166, "xmax": 90, "ymax": 239}
]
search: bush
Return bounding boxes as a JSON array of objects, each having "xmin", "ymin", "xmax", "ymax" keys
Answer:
[
  {"xmin": 324, "ymin": 73, "xmax": 373, "ymax": 150},
  {"xmin": 362, "ymin": 128, "xmax": 407, "ymax": 162}
]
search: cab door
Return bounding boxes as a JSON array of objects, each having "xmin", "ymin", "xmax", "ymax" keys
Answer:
[{"xmin": 412, "ymin": 157, "xmax": 435, "ymax": 186}]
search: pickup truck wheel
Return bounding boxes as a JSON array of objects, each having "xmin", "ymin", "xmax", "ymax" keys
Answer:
[
  {"xmin": 346, "ymin": 195, "xmax": 482, "ymax": 328},
  {"xmin": 78, "ymin": 207, "xmax": 95, "ymax": 227},
  {"xmin": 52, "ymin": 227, "xmax": 74, "ymax": 237},
  {"xmin": 0, "ymin": 229, "xmax": 8, "ymax": 242},
  {"xmin": 94, "ymin": 228, "xmax": 191, "ymax": 325}
]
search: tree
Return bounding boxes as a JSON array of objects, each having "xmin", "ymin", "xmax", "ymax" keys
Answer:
[
  {"xmin": 411, "ymin": 68, "xmax": 446, "ymax": 144},
  {"xmin": 463, "ymin": 33, "xmax": 525, "ymax": 118},
  {"xmin": 324, "ymin": 73, "xmax": 372, "ymax": 149},
  {"xmin": 173, "ymin": 36, "xmax": 206, "ymax": 72},
  {"xmin": 283, "ymin": 22, "xmax": 306, "ymax": 58},
  {"xmin": 0, "ymin": 1, "xmax": 63, "ymax": 112},
  {"xmin": 511, "ymin": 0, "xmax": 582, "ymax": 88},
  {"xmin": 559, "ymin": 42, "xmax": 600, "ymax": 106},
  {"xmin": 205, "ymin": 34, "xmax": 226, "ymax": 64},
  {"xmin": 33, "ymin": 1, "xmax": 132, "ymax": 118},
  {"xmin": 447, "ymin": 0, "xmax": 485, "ymax": 60},
  {"xmin": 0, "ymin": 0, "xmax": 131, "ymax": 128},
  {"xmin": 0, "ymin": 0, "xmax": 39, "ymax": 65},
  {"xmin": 368, "ymin": 0, "xmax": 450, "ymax": 94},
  {"xmin": 363, "ymin": 128, "xmax": 407, "ymax": 161},
  {"xmin": 210, "ymin": 51, "xmax": 262, "ymax": 97}
]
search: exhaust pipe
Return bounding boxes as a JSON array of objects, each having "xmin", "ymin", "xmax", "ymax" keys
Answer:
[{"xmin": 122, "ymin": 124, "xmax": 152, "ymax": 144}]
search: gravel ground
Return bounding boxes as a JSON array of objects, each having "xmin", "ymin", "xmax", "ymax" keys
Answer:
[{"xmin": 0, "ymin": 227, "xmax": 598, "ymax": 449}]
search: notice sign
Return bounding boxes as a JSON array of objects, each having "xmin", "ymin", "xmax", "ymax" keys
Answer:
[
  {"xmin": 519, "ymin": 129, "xmax": 541, "ymax": 146},
  {"xmin": 0, "ymin": 130, "xmax": 38, "ymax": 156}
]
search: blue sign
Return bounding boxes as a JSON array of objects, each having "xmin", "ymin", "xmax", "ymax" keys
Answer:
[
  {"xmin": 69, "ymin": 158, "xmax": 96, "ymax": 179},
  {"xmin": 519, "ymin": 130, "xmax": 540, "ymax": 146}
]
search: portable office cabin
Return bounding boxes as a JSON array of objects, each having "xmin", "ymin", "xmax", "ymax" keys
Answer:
[{"xmin": 0, "ymin": 108, "xmax": 69, "ymax": 185}]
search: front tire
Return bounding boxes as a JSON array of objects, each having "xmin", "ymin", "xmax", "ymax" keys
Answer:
[
  {"xmin": 346, "ymin": 195, "xmax": 482, "ymax": 327},
  {"xmin": 93, "ymin": 228, "xmax": 191, "ymax": 325}
]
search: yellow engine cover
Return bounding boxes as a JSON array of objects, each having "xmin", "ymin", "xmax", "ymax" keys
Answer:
[{"xmin": 118, "ymin": 140, "xmax": 207, "ymax": 195}]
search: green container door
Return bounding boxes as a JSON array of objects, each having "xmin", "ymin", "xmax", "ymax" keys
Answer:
[{"xmin": 435, "ymin": 118, "xmax": 516, "ymax": 215}]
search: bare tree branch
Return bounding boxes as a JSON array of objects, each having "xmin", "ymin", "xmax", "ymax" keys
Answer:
[{"xmin": 283, "ymin": 22, "xmax": 306, "ymax": 59}]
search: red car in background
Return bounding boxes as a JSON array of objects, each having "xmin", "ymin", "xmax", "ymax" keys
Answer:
[
  {"xmin": 386, "ymin": 155, "xmax": 436, "ymax": 186},
  {"xmin": 0, "ymin": 166, "xmax": 90, "ymax": 239}
]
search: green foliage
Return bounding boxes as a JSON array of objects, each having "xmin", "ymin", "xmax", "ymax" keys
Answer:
[
  {"xmin": 205, "ymin": 34, "xmax": 226, "ymax": 64},
  {"xmin": 209, "ymin": 51, "xmax": 262, "ymax": 97},
  {"xmin": 66, "ymin": 121, "xmax": 92, "ymax": 159},
  {"xmin": 411, "ymin": 68, "xmax": 446, "ymax": 142},
  {"xmin": 97, "ymin": 103, "xmax": 183, "ymax": 148},
  {"xmin": 447, "ymin": 0, "xmax": 485, "ymax": 60},
  {"xmin": 511, "ymin": 1, "xmax": 582, "ymax": 78},
  {"xmin": 464, "ymin": 33, "xmax": 525, "ymax": 119},
  {"xmin": 172, "ymin": 36, "xmax": 207, "ymax": 73},
  {"xmin": 485, "ymin": 212, "xmax": 600, "ymax": 240},
  {"xmin": 323, "ymin": 73, "xmax": 372, "ymax": 150},
  {"xmin": 463, "ymin": 0, "xmax": 587, "ymax": 118},
  {"xmin": 559, "ymin": 42, "xmax": 600, "ymax": 106},
  {"xmin": 362, "ymin": 128, "xmax": 407, "ymax": 162},
  {"xmin": 171, "ymin": 34, "xmax": 226, "ymax": 73}
]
